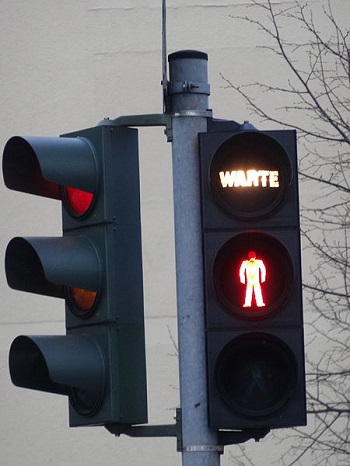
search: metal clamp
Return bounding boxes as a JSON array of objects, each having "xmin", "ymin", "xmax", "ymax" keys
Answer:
[
  {"xmin": 168, "ymin": 81, "xmax": 210, "ymax": 95},
  {"xmin": 182, "ymin": 445, "xmax": 224, "ymax": 453},
  {"xmin": 172, "ymin": 109, "xmax": 213, "ymax": 118}
]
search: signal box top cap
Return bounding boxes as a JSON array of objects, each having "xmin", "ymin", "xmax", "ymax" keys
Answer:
[{"xmin": 168, "ymin": 50, "xmax": 208, "ymax": 61}]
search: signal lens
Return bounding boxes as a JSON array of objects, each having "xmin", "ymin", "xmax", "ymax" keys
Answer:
[
  {"xmin": 70, "ymin": 386, "xmax": 102, "ymax": 417},
  {"xmin": 215, "ymin": 333, "xmax": 298, "ymax": 416},
  {"xmin": 210, "ymin": 132, "xmax": 291, "ymax": 219},
  {"xmin": 69, "ymin": 287, "xmax": 98, "ymax": 315},
  {"xmin": 64, "ymin": 187, "xmax": 94, "ymax": 216},
  {"xmin": 213, "ymin": 232, "xmax": 293, "ymax": 318}
]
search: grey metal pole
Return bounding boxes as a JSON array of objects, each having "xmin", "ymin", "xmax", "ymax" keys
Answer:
[{"xmin": 168, "ymin": 50, "xmax": 222, "ymax": 466}]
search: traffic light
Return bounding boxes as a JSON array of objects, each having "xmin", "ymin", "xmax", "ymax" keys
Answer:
[
  {"xmin": 3, "ymin": 123, "xmax": 147, "ymax": 427},
  {"xmin": 200, "ymin": 121, "xmax": 306, "ymax": 430}
]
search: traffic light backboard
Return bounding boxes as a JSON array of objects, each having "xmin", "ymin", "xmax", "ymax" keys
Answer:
[{"xmin": 200, "ymin": 123, "xmax": 306, "ymax": 430}]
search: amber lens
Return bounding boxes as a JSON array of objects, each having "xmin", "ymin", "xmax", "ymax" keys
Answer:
[{"xmin": 69, "ymin": 287, "xmax": 97, "ymax": 313}]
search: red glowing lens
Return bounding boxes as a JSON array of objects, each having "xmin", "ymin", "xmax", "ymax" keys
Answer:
[
  {"xmin": 213, "ymin": 232, "xmax": 294, "ymax": 319},
  {"xmin": 65, "ymin": 187, "xmax": 94, "ymax": 216}
]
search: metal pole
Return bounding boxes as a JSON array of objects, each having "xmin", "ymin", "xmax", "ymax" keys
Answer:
[{"xmin": 168, "ymin": 50, "xmax": 222, "ymax": 466}]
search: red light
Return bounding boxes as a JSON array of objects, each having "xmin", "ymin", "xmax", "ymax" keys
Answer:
[
  {"xmin": 213, "ymin": 232, "xmax": 293, "ymax": 319},
  {"xmin": 65, "ymin": 187, "xmax": 94, "ymax": 216},
  {"xmin": 239, "ymin": 250, "xmax": 266, "ymax": 308}
]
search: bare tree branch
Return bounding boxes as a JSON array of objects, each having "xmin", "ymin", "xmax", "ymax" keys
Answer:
[{"xmin": 225, "ymin": 1, "xmax": 350, "ymax": 465}]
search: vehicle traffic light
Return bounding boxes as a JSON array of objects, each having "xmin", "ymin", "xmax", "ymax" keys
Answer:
[
  {"xmin": 3, "ymin": 123, "xmax": 148, "ymax": 427},
  {"xmin": 200, "ymin": 121, "xmax": 306, "ymax": 430}
]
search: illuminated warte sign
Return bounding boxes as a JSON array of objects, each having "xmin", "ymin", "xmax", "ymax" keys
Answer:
[{"xmin": 219, "ymin": 169, "xmax": 280, "ymax": 189}]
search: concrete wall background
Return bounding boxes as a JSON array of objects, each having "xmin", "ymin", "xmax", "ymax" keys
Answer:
[{"xmin": 0, "ymin": 1, "xmax": 348, "ymax": 465}]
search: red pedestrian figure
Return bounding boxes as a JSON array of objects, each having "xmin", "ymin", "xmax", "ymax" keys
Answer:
[{"xmin": 239, "ymin": 251, "xmax": 266, "ymax": 308}]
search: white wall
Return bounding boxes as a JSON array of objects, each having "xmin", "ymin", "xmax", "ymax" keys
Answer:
[{"xmin": 1, "ymin": 1, "xmax": 348, "ymax": 465}]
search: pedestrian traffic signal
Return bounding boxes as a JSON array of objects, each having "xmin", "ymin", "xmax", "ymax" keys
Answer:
[
  {"xmin": 3, "ymin": 123, "xmax": 148, "ymax": 427},
  {"xmin": 200, "ymin": 121, "xmax": 306, "ymax": 430}
]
